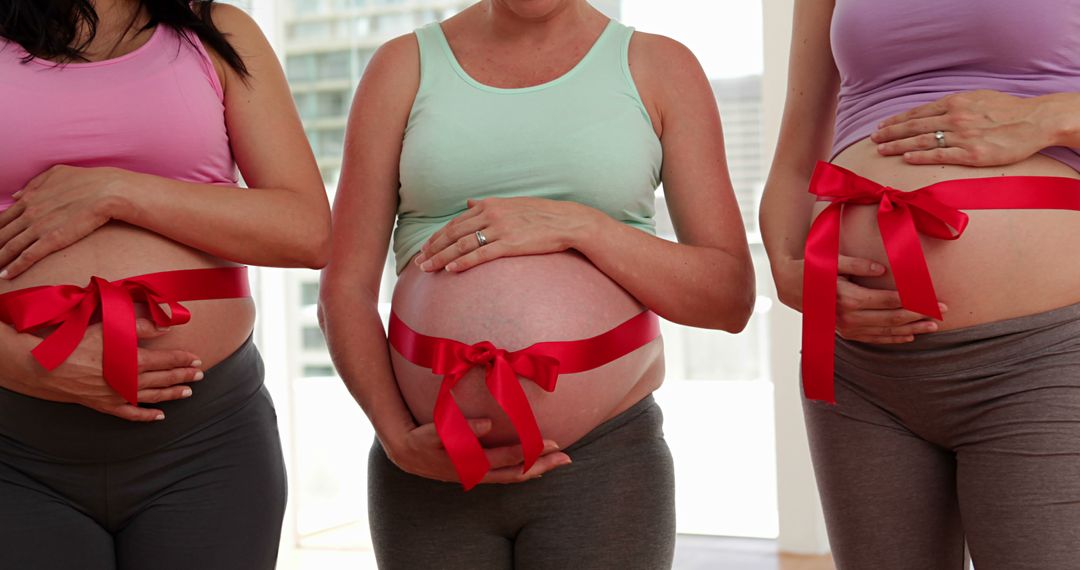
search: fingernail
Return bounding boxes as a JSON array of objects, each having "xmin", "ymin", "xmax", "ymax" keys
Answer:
[
  {"xmin": 0, "ymin": 270, "xmax": 8, "ymax": 280},
  {"xmin": 181, "ymin": 387, "xmax": 193, "ymax": 398},
  {"xmin": 559, "ymin": 458, "xmax": 573, "ymax": 466},
  {"xmin": 924, "ymin": 323, "xmax": 938, "ymax": 332},
  {"xmin": 156, "ymin": 326, "xmax": 171, "ymax": 332},
  {"xmin": 413, "ymin": 255, "xmax": 424, "ymax": 266},
  {"xmin": 11, "ymin": 191, "xmax": 21, "ymax": 199},
  {"xmin": 155, "ymin": 413, "xmax": 165, "ymax": 421},
  {"xmin": 870, "ymin": 262, "xmax": 884, "ymax": 272},
  {"xmin": 420, "ymin": 261, "xmax": 433, "ymax": 272},
  {"xmin": 939, "ymin": 303, "xmax": 948, "ymax": 312},
  {"xmin": 193, "ymin": 371, "xmax": 204, "ymax": 381},
  {"xmin": 191, "ymin": 360, "xmax": 202, "ymax": 367},
  {"xmin": 446, "ymin": 263, "xmax": 458, "ymax": 272}
]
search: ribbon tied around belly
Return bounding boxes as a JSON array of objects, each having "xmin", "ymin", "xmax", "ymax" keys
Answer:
[
  {"xmin": 0, "ymin": 268, "xmax": 250, "ymax": 405},
  {"xmin": 429, "ymin": 338, "xmax": 560, "ymax": 490},
  {"xmin": 388, "ymin": 309, "xmax": 662, "ymax": 491},
  {"xmin": 803, "ymin": 161, "xmax": 1080, "ymax": 403}
]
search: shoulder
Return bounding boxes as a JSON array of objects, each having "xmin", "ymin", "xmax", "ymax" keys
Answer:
[
  {"xmin": 628, "ymin": 31, "xmax": 707, "ymax": 85},
  {"xmin": 359, "ymin": 33, "xmax": 420, "ymax": 95},
  {"xmin": 626, "ymin": 30, "xmax": 713, "ymax": 130},
  {"xmin": 348, "ymin": 32, "xmax": 421, "ymax": 119},
  {"xmin": 195, "ymin": 3, "xmax": 273, "ymax": 89},
  {"xmin": 367, "ymin": 32, "xmax": 420, "ymax": 77},
  {"xmin": 204, "ymin": 2, "xmax": 261, "ymax": 38}
]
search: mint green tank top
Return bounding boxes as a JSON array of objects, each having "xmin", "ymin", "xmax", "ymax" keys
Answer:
[{"xmin": 393, "ymin": 19, "xmax": 662, "ymax": 273}]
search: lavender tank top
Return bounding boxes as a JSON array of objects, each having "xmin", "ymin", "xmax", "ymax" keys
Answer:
[
  {"xmin": 830, "ymin": 0, "xmax": 1080, "ymax": 171},
  {"xmin": 0, "ymin": 25, "xmax": 237, "ymax": 211}
]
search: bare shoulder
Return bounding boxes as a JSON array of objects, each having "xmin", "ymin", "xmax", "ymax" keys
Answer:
[
  {"xmin": 350, "ymin": 32, "xmax": 420, "ymax": 115},
  {"xmin": 628, "ymin": 31, "xmax": 707, "ymax": 85},
  {"xmin": 205, "ymin": 2, "xmax": 266, "ymax": 47},
  {"xmin": 363, "ymin": 33, "xmax": 420, "ymax": 86},
  {"xmin": 627, "ymin": 31, "xmax": 713, "ymax": 134},
  {"xmin": 196, "ymin": 3, "xmax": 273, "ymax": 89}
]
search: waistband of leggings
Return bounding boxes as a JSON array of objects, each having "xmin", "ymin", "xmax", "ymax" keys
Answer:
[
  {"xmin": 564, "ymin": 394, "xmax": 660, "ymax": 453},
  {"xmin": 835, "ymin": 302, "xmax": 1080, "ymax": 377},
  {"xmin": 0, "ymin": 334, "xmax": 264, "ymax": 462}
]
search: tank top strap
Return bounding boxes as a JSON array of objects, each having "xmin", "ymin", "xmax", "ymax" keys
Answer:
[
  {"xmin": 174, "ymin": 26, "xmax": 225, "ymax": 102},
  {"xmin": 571, "ymin": 21, "xmax": 648, "ymax": 111},
  {"xmin": 413, "ymin": 22, "xmax": 461, "ymax": 92}
]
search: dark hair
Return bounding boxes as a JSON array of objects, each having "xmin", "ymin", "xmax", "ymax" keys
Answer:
[{"xmin": 0, "ymin": 0, "xmax": 248, "ymax": 76}]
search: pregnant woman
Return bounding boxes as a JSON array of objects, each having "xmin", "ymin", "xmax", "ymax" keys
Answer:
[
  {"xmin": 761, "ymin": 0, "xmax": 1080, "ymax": 568},
  {"xmin": 0, "ymin": 1, "xmax": 329, "ymax": 568},
  {"xmin": 319, "ymin": 0, "xmax": 754, "ymax": 567}
]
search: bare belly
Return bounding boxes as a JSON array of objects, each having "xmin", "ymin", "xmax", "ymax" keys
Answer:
[
  {"xmin": 390, "ymin": 251, "xmax": 664, "ymax": 448},
  {"xmin": 818, "ymin": 138, "xmax": 1080, "ymax": 330},
  {"xmin": 0, "ymin": 222, "xmax": 255, "ymax": 371}
]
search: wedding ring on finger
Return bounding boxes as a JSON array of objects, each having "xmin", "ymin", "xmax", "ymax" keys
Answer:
[
  {"xmin": 475, "ymin": 230, "xmax": 488, "ymax": 247},
  {"xmin": 935, "ymin": 130, "xmax": 947, "ymax": 148}
]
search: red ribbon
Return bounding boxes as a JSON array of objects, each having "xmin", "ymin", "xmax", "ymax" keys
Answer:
[
  {"xmin": 388, "ymin": 310, "xmax": 661, "ymax": 490},
  {"xmin": 803, "ymin": 162, "xmax": 1080, "ymax": 402},
  {"xmin": 0, "ymin": 267, "xmax": 250, "ymax": 404}
]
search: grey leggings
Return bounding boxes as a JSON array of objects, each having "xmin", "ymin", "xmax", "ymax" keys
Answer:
[
  {"xmin": 368, "ymin": 395, "xmax": 676, "ymax": 570},
  {"xmin": 804, "ymin": 303, "xmax": 1080, "ymax": 570},
  {"xmin": 0, "ymin": 337, "xmax": 287, "ymax": 570}
]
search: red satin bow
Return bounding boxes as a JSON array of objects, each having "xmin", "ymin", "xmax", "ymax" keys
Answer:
[
  {"xmin": 803, "ymin": 162, "xmax": 1080, "ymax": 402},
  {"xmin": 0, "ymin": 267, "xmax": 250, "ymax": 404},
  {"xmin": 388, "ymin": 310, "xmax": 661, "ymax": 490}
]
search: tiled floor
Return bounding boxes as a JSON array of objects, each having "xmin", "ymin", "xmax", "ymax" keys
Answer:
[{"xmin": 280, "ymin": 535, "xmax": 835, "ymax": 569}]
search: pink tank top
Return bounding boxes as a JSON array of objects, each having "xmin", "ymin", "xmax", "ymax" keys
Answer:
[
  {"xmin": 0, "ymin": 25, "xmax": 237, "ymax": 211},
  {"xmin": 830, "ymin": 0, "xmax": 1080, "ymax": 171}
]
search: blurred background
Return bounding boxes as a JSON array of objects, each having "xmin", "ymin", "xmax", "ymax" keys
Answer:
[{"xmin": 220, "ymin": 1, "xmax": 830, "ymax": 567}]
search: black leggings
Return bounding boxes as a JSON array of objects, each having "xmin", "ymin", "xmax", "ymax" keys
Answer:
[
  {"xmin": 0, "ymin": 337, "xmax": 287, "ymax": 570},
  {"xmin": 368, "ymin": 395, "xmax": 676, "ymax": 570}
]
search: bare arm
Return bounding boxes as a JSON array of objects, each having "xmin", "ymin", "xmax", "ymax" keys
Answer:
[
  {"xmin": 0, "ymin": 4, "xmax": 330, "ymax": 277},
  {"xmin": 758, "ymin": 0, "xmax": 840, "ymax": 310},
  {"xmin": 579, "ymin": 33, "xmax": 754, "ymax": 331},
  {"xmin": 319, "ymin": 36, "xmax": 568, "ymax": 484},
  {"xmin": 319, "ymin": 35, "xmax": 417, "ymax": 452}
]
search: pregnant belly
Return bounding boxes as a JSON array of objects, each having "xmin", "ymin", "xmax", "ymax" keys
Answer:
[
  {"xmin": 390, "ymin": 251, "xmax": 664, "ymax": 448},
  {"xmin": 0, "ymin": 222, "xmax": 255, "ymax": 371},
  {"xmin": 819, "ymin": 138, "xmax": 1080, "ymax": 330}
]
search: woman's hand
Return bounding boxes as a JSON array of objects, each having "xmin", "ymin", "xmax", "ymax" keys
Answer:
[
  {"xmin": 773, "ymin": 255, "xmax": 943, "ymax": 344},
  {"xmin": 10, "ymin": 319, "xmax": 205, "ymax": 422},
  {"xmin": 871, "ymin": 90, "xmax": 1061, "ymax": 167},
  {"xmin": 412, "ymin": 197, "xmax": 596, "ymax": 273},
  {"xmin": 384, "ymin": 419, "xmax": 572, "ymax": 484},
  {"xmin": 0, "ymin": 165, "xmax": 132, "ymax": 279}
]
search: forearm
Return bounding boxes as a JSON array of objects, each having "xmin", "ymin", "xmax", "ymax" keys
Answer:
[
  {"xmin": 0, "ymin": 323, "xmax": 49, "ymax": 398},
  {"xmin": 318, "ymin": 292, "xmax": 416, "ymax": 447},
  {"xmin": 760, "ymin": 162, "xmax": 817, "ymax": 268},
  {"xmin": 108, "ymin": 171, "xmax": 331, "ymax": 269},
  {"xmin": 573, "ymin": 208, "xmax": 754, "ymax": 332},
  {"xmin": 1042, "ymin": 92, "xmax": 1080, "ymax": 148},
  {"xmin": 759, "ymin": 163, "xmax": 818, "ymax": 310}
]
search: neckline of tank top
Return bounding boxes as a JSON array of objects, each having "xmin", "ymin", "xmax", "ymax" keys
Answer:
[
  {"xmin": 431, "ymin": 18, "xmax": 619, "ymax": 94},
  {"xmin": 13, "ymin": 24, "xmax": 164, "ymax": 69}
]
